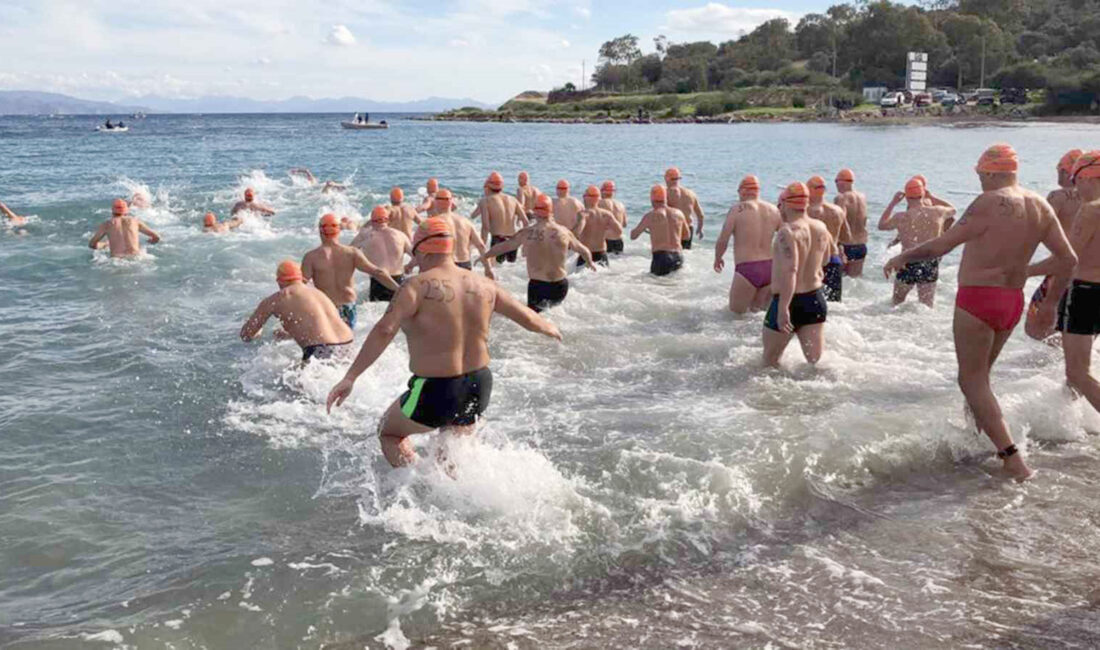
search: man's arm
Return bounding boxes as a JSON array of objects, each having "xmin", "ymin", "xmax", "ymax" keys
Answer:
[
  {"xmin": 240, "ymin": 297, "xmax": 275, "ymax": 341},
  {"xmin": 1028, "ymin": 206, "xmax": 1082, "ymax": 281},
  {"xmin": 773, "ymin": 229, "xmax": 798, "ymax": 332},
  {"xmin": 629, "ymin": 213, "xmax": 650, "ymax": 240},
  {"xmin": 571, "ymin": 208, "xmax": 586, "ymax": 236},
  {"xmin": 493, "ymin": 285, "xmax": 562, "ymax": 341},
  {"xmin": 469, "ymin": 199, "xmax": 483, "ymax": 222},
  {"xmin": 301, "ymin": 253, "xmax": 314, "ymax": 284},
  {"xmin": 256, "ymin": 203, "xmax": 276, "ymax": 216},
  {"xmin": 467, "ymin": 228, "xmax": 495, "ymax": 279},
  {"xmin": 925, "ymin": 189, "xmax": 952, "ymax": 209},
  {"xmin": 0, "ymin": 201, "xmax": 22, "ymax": 221},
  {"xmin": 568, "ymin": 233, "xmax": 597, "ymax": 271},
  {"xmin": 513, "ymin": 199, "xmax": 529, "ymax": 228},
  {"xmin": 604, "ymin": 210, "xmax": 624, "ymax": 239},
  {"xmin": 353, "ymin": 250, "xmax": 400, "ymax": 291},
  {"xmin": 884, "ymin": 198, "xmax": 990, "ymax": 275},
  {"xmin": 138, "ymin": 221, "xmax": 161, "ymax": 244},
  {"xmin": 327, "ymin": 283, "xmax": 420, "ymax": 411},
  {"xmin": 713, "ymin": 209, "xmax": 737, "ymax": 272},
  {"xmin": 476, "ymin": 229, "xmax": 526, "ymax": 264},
  {"xmin": 878, "ymin": 192, "xmax": 905, "ymax": 231},
  {"xmin": 692, "ymin": 193, "xmax": 705, "ymax": 236},
  {"xmin": 88, "ymin": 222, "xmax": 108, "ymax": 249}
]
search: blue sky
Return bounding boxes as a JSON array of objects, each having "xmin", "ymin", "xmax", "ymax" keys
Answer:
[{"xmin": 0, "ymin": 1, "xmax": 916, "ymax": 104}]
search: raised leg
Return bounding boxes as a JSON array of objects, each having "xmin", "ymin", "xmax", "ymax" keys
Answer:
[{"xmin": 377, "ymin": 400, "xmax": 433, "ymax": 468}]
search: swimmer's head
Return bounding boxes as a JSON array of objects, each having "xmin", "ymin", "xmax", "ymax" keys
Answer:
[
  {"xmin": 111, "ymin": 198, "xmax": 128, "ymax": 216},
  {"xmin": 340, "ymin": 216, "xmax": 354, "ymax": 230},
  {"xmin": 976, "ymin": 144, "xmax": 1019, "ymax": 178},
  {"xmin": 412, "ymin": 217, "xmax": 454, "ymax": 257},
  {"xmin": 835, "ymin": 168, "xmax": 855, "ymax": 185},
  {"xmin": 1071, "ymin": 151, "xmax": 1100, "ymax": 189},
  {"xmin": 807, "ymin": 175, "xmax": 827, "ymax": 199},
  {"xmin": 487, "ymin": 171, "xmax": 503, "ymax": 192},
  {"xmin": 782, "ymin": 182, "xmax": 809, "ymax": 212},
  {"xmin": 556, "ymin": 179, "xmax": 570, "ymax": 197},
  {"xmin": 650, "ymin": 184, "xmax": 667, "ymax": 206},
  {"xmin": 739, "ymin": 175, "xmax": 760, "ymax": 199},
  {"xmin": 203, "ymin": 212, "xmax": 217, "ymax": 227},
  {"xmin": 319, "ymin": 213, "xmax": 341, "ymax": 240},
  {"xmin": 518, "ymin": 171, "xmax": 529, "ymax": 186},
  {"xmin": 244, "ymin": 188, "xmax": 255, "ymax": 202},
  {"xmin": 426, "ymin": 178, "xmax": 439, "ymax": 194},
  {"xmin": 371, "ymin": 205, "xmax": 390, "ymax": 224},
  {"xmin": 533, "ymin": 193, "xmax": 553, "ymax": 218},
  {"xmin": 131, "ymin": 191, "xmax": 150, "ymax": 208},
  {"xmin": 665, "ymin": 167, "xmax": 681, "ymax": 184},
  {"xmin": 1059, "ymin": 149, "xmax": 1084, "ymax": 187},
  {"xmin": 433, "ymin": 188, "xmax": 453, "ymax": 208},
  {"xmin": 583, "ymin": 185, "xmax": 600, "ymax": 207},
  {"xmin": 276, "ymin": 260, "xmax": 303, "ymax": 288},
  {"xmin": 390, "ymin": 187, "xmax": 404, "ymax": 204},
  {"xmin": 905, "ymin": 178, "xmax": 925, "ymax": 200},
  {"xmin": 600, "ymin": 180, "xmax": 615, "ymax": 197}
]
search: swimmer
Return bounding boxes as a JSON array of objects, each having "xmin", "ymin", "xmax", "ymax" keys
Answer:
[
  {"xmin": 349, "ymin": 206, "xmax": 412, "ymax": 302},
  {"xmin": 288, "ymin": 168, "xmax": 317, "ymax": 184},
  {"xmin": 386, "ymin": 187, "xmax": 422, "ymax": 239},
  {"xmin": 516, "ymin": 171, "xmax": 541, "ymax": 217},
  {"xmin": 1025, "ymin": 149, "xmax": 1084, "ymax": 341},
  {"xmin": 240, "ymin": 260, "xmax": 354, "ymax": 363},
  {"xmin": 301, "ymin": 213, "xmax": 401, "ymax": 327},
  {"xmin": 834, "ymin": 169, "xmax": 869, "ymax": 277},
  {"xmin": 230, "ymin": 188, "xmax": 276, "ymax": 217},
  {"xmin": 413, "ymin": 189, "xmax": 494, "ymax": 277},
  {"xmin": 713, "ymin": 175, "xmax": 782, "ymax": 314},
  {"xmin": 202, "ymin": 211, "xmax": 242, "ymax": 233},
  {"xmin": 597, "ymin": 180, "xmax": 628, "ymax": 255},
  {"xmin": 885, "ymin": 144, "xmax": 1076, "ymax": 481},
  {"xmin": 575, "ymin": 185, "xmax": 623, "ymax": 268},
  {"xmin": 665, "ymin": 167, "xmax": 705, "ymax": 247},
  {"xmin": 1037, "ymin": 151, "xmax": 1100, "ymax": 413},
  {"xmin": 88, "ymin": 198, "xmax": 161, "ymax": 257},
  {"xmin": 325, "ymin": 217, "xmax": 562, "ymax": 468},
  {"xmin": 806, "ymin": 175, "xmax": 850, "ymax": 302},
  {"xmin": 416, "ymin": 178, "xmax": 441, "ymax": 214},
  {"xmin": 1, "ymin": 200, "xmax": 28, "ymax": 226},
  {"xmin": 631, "ymin": 185, "xmax": 690, "ymax": 277},
  {"xmin": 479, "ymin": 194, "xmax": 597, "ymax": 312},
  {"xmin": 130, "ymin": 190, "xmax": 151, "ymax": 210},
  {"xmin": 470, "ymin": 171, "xmax": 528, "ymax": 264},
  {"xmin": 879, "ymin": 179, "xmax": 957, "ymax": 307},
  {"xmin": 340, "ymin": 215, "xmax": 360, "ymax": 231},
  {"xmin": 551, "ymin": 179, "xmax": 585, "ymax": 234},
  {"xmin": 321, "ymin": 181, "xmax": 347, "ymax": 194},
  {"xmin": 762, "ymin": 183, "xmax": 832, "ymax": 367}
]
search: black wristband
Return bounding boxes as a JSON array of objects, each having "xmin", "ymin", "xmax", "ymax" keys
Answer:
[{"xmin": 997, "ymin": 444, "xmax": 1018, "ymax": 459}]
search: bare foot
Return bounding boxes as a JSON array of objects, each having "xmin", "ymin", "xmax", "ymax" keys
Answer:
[{"xmin": 1003, "ymin": 454, "xmax": 1035, "ymax": 483}]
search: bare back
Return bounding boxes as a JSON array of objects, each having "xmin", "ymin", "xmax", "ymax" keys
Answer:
[
  {"xmin": 807, "ymin": 202, "xmax": 846, "ymax": 246},
  {"xmin": 958, "ymin": 187, "xmax": 1057, "ymax": 288},
  {"xmin": 351, "ymin": 227, "xmax": 409, "ymax": 275},
  {"xmin": 598, "ymin": 198, "xmax": 628, "ymax": 228},
  {"xmin": 668, "ymin": 186, "xmax": 699, "ymax": 228},
  {"xmin": 577, "ymin": 207, "xmax": 617, "ymax": 253},
  {"xmin": 552, "ymin": 197, "xmax": 584, "ymax": 232},
  {"xmin": 100, "ymin": 217, "xmax": 142, "ymax": 257},
  {"xmin": 1071, "ymin": 200, "xmax": 1100, "ymax": 283},
  {"xmin": 836, "ymin": 190, "xmax": 868, "ymax": 244},
  {"xmin": 480, "ymin": 193, "xmax": 524, "ymax": 237},
  {"xmin": 520, "ymin": 221, "xmax": 573, "ymax": 282},
  {"xmin": 517, "ymin": 185, "xmax": 541, "ymax": 214},
  {"xmin": 1048, "ymin": 188, "xmax": 1082, "ymax": 233},
  {"xmin": 400, "ymin": 267, "xmax": 497, "ymax": 377},
  {"xmin": 433, "ymin": 211, "xmax": 477, "ymax": 263},
  {"xmin": 893, "ymin": 206, "xmax": 953, "ymax": 251},
  {"xmin": 641, "ymin": 207, "xmax": 687, "ymax": 253},
  {"xmin": 388, "ymin": 204, "xmax": 420, "ymax": 239},
  {"xmin": 730, "ymin": 199, "xmax": 781, "ymax": 263},
  {"xmin": 269, "ymin": 283, "xmax": 352, "ymax": 347},
  {"xmin": 773, "ymin": 217, "xmax": 830, "ymax": 293},
  {"xmin": 302, "ymin": 244, "xmax": 362, "ymax": 305}
]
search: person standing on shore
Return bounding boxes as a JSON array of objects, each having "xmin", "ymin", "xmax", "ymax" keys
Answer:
[
  {"xmin": 762, "ymin": 182, "xmax": 831, "ymax": 367},
  {"xmin": 302, "ymin": 214, "xmax": 400, "ymax": 327},
  {"xmin": 479, "ymin": 194, "xmax": 597, "ymax": 312},
  {"xmin": 806, "ymin": 176, "xmax": 849, "ymax": 302},
  {"xmin": 552, "ymin": 179, "xmax": 585, "ymax": 234},
  {"xmin": 350, "ymin": 206, "xmax": 412, "ymax": 302},
  {"xmin": 879, "ymin": 179, "xmax": 957, "ymax": 307},
  {"xmin": 516, "ymin": 171, "xmax": 541, "ymax": 217},
  {"xmin": 386, "ymin": 187, "xmax": 421, "ymax": 239},
  {"xmin": 1, "ymin": 200, "xmax": 28, "ymax": 226},
  {"xmin": 884, "ymin": 144, "xmax": 1076, "ymax": 481},
  {"xmin": 834, "ymin": 169, "xmax": 869, "ymax": 277},
  {"xmin": 597, "ymin": 180, "xmax": 628, "ymax": 255},
  {"xmin": 1026, "ymin": 149, "xmax": 1084, "ymax": 341},
  {"xmin": 713, "ymin": 175, "xmax": 782, "ymax": 314},
  {"xmin": 576, "ymin": 185, "xmax": 623, "ymax": 268},
  {"xmin": 230, "ymin": 188, "xmax": 276, "ymax": 217},
  {"xmin": 88, "ymin": 199, "xmax": 161, "ymax": 257},
  {"xmin": 631, "ymin": 185, "xmax": 689, "ymax": 277},
  {"xmin": 665, "ymin": 167, "xmax": 705, "ymax": 248},
  {"xmin": 470, "ymin": 172, "xmax": 528, "ymax": 264}
]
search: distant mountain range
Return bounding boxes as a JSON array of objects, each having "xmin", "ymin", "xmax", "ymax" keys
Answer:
[{"xmin": 0, "ymin": 90, "xmax": 496, "ymax": 115}]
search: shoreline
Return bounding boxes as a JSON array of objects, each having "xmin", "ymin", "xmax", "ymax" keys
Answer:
[{"xmin": 418, "ymin": 111, "xmax": 1100, "ymax": 127}]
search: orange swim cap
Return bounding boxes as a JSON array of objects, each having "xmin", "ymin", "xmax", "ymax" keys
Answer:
[
  {"xmin": 913, "ymin": 174, "xmax": 928, "ymax": 188},
  {"xmin": 556, "ymin": 179, "xmax": 570, "ymax": 190},
  {"xmin": 426, "ymin": 178, "xmax": 438, "ymax": 193},
  {"xmin": 276, "ymin": 260, "xmax": 303, "ymax": 286},
  {"xmin": 600, "ymin": 180, "xmax": 615, "ymax": 195},
  {"xmin": 665, "ymin": 167, "xmax": 681, "ymax": 182},
  {"xmin": 1059, "ymin": 149, "xmax": 1084, "ymax": 174},
  {"xmin": 739, "ymin": 175, "xmax": 760, "ymax": 194},
  {"xmin": 783, "ymin": 182, "xmax": 809, "ymax": 210},
  {"xmin": 413, "ymin": 217, "xmax": 454, "ymax": 255},
  {"xmin": 807, "ymin": 176, "xmax": 827, "ymax": 198},
  {"xmin": 976, "ymin": 144, "xmax": 1019, "ymax": 174},
  {"xmin": 434, "ymin": 188, "xmax": 453, "ymax": 205},
  {"xmin": 319, "ymin": 213, "xmax": 341, "ymax": 238},
  {"xmin": 111, "ymin": 198, "xmax": 128, "ymax": 216},
  {"xmin": 905, "ymin": 179, "xmax": 925, "ymax": 199},
  {"xmin": 390, "ymin": 187, "xmax": 404, "ymax": 203},
  {"xmin": 487, "ymin": 171, "xmax": 503, "ymax": 191},
  {"xmin": 583, "ymin": 185, "xmax": 600, "ymax": 201},
  {"xmin": 203, "ymin": 212, "xmax": 216, "ymax": 227},
  {"xmin": 533, "ymin": 193, "xmax": 552, "ymax": 217},
  {"xmin": 518, "ymin": 171, "xmax": 529, "ymax": 185},
  {"xmin": 1071, "ymin": 150, "xmax": 1100, "ymax": 183},
  {"xmin": 835, "ymin": 168, "xmax": 855, "ymax": 183},
  {"xmin": 371, "ymin": 205, "xmax": 390, "ymax": 223},
  {"xmin": 244, "ymin": 187, "xmax": 255, "ymax": 200},
  {"xmin": 650, "ymin": 185, "xmax": 667, "ymax": 204}
]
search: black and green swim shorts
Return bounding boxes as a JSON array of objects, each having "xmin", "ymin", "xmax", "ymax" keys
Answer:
[{"xmin": 398, "ymin": 367, "xmax": 493, "ymax": 429}]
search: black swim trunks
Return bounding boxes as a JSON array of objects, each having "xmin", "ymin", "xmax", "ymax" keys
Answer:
[
  {"xmin": 842, "ymin": 243, "xmax": 867, "ymax": 261},
  {"xmin": 456, "ymin": 260, "xmax": 472, "ymax": 270},
  {"xmin": 764, "ymin": 288, "xmax": 828, "ymax": 333},
  {"xmin": 527, "ymin": 278, "xmax": 569, "ymax": 312},
  {"xmin": 369, "ymin": 275, "xmax": 404, "ymax": 302},
  {"xmin": 491, "ymin": 235, "xmax": 517, "ymax": 264},
  {"xmin": 577, "ymin": 251, "xmax": 610, "ymax": 268},
  {"xmin": 823, "ymin": 257, "xmax": 843, "ymax": 302},
  {"xmin": 896, "ymin": 258, "xmax": 940, "ymax": 285},
  {"xmin": 681, "ymin": 226, "xmax": 693, "ymax": 250},
  {"xmin": 650, "ymin": 251, "xmax": 683, "ymax": 276},
  {"xmin": 1058, "ymin": 280, "xmax": 1100, "ymax": 336},
  {"xmin": 398, "ymin": 367, "xmax": 493, "ymax": 429},
  {"xmin": 606, "ymin": 238, "xmax": 624, "ymax": 255},
  {"xmin": 301, "ymin": 340, "xmax": 353, "ymax": 362}
]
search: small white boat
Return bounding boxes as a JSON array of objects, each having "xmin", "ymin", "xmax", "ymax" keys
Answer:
[
  {"xmin": 96, "ymin": 126, "xmax": 129, "ymax": 132},
  {"xmin": 340, "ymin": 120, "xmax": 388, "ymax": 130}
]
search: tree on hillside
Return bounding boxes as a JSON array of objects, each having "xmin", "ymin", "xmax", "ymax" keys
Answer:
[
  {"xmin": 598, "ymin": 35, "xmax": 642, "ymax": 66},
  {"xmin": 847, "ymin": 2, "xmax": 949, "ymax": 87}
]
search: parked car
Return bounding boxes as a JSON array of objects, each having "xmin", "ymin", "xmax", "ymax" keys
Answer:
[
  {"xmin": 880, "ymin": 92, "xmax": 903, "ymax": 108},
  {"xmin": 914, "ymin": 93, "xmax": 933, "ymax": 107},
  {"xmin": 931, "ymin": 89, "xmax": 947, "ymax": 102},
  {"xmin": 961, "ymin": 90, "xmax": 978, "ymax": 104},
  {"xmin": 976, "ymin": 88, "xmax": 997, "ymax": 106},
  {"xmin": 1001, "ymin": 87, "xmax": 1029, "ymax": 105},
  {"xmin": 941, "ymin": 93, "xmax": 962, "ymax": 107}
]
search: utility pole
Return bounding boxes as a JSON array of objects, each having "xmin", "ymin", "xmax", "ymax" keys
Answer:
[
  {"xmin": 980, "ymin": 34, "xmax": 986, "ymax": 88},
  {"xmin": 582, "ymin": 59, "xmax": 586, "ymax": 91}
]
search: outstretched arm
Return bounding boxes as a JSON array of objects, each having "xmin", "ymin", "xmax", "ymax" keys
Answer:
[
  {"xmin": 493, "ymin": 285, "xmax": 562, "ymax": 341},
  {"xmin": 884, "ymin": 198, "xmax": 989, "ymax": 276},
  {"xmin": 354, "ymin": 250, "xmax": 400, "ymax": 291},
  {"xmin": 569, "ymin": 233, "xmax": 597, "ymax": 271},
  {"xmin": 604, "ymin": 212, "xmax": 624, "ymax": 239},
  {"xmin": 240, "ymin": 297, "xmax": 275, "ymax": 341},
  {"xmin": 138, "ymin": 221, "xmax": 161, "ymax": 244},
  {"xmin": 629, "ymin": 214, "xmax": 650, "ymax": 241},
  {"xmin": 513, "ymin": 200, "xmax": 529, "ymax": 228},
  {"xmin": 925, "ymin": 189, "xmax": 952, "ymax": 209},
  {"xmin": 0, "ymin": 201, "xmax": 22, "ymax": 221},
  {"xmin": 878, "ymin": 192, "xmax": 905, "ymax": 231},
  {"xmin": 468, "ymin": 228, "xmax": 495, "ymax": 279},
  {"xmin": 88, "ymin": 222, "xmax": 108, "ymax": 249},
  {"xmin": 713, "ymin": 209, "xmax": 736, "ymax": 273},
  {"xmin": 476, "ymin": 230, "xmax": 526, "ymax": 265}
]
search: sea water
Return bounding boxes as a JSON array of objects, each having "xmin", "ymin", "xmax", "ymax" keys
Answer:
[{"xmin": 2, "ymin": 114, "xmax": 1100, "ymax": 649}]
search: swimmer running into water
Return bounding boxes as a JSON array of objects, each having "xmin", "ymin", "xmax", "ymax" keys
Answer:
[
  {"xmin": 665, "ymin": 167, "xmax": 705, "ymax": 248},
  {"xmin": 762, "ymin": 183, "xmax": 832, "ymax": 367},
  {"xmin": 516, "ymin": 171, "xmax": 541, "ymax": 217},
  {"xmin": 806, "ymin": 175, "xmax": 850, "ymax": 302},
  {"xmin": 632, "ymin": 185, "xmax": 689, "ymax": 277},
  {"xmin": 302, "ymin": 214, "xmax": 400, "ymax": 328},
  {"xmin": 350, "ymin": 206, "xmax": 412, "ymax": 303},
  {"xmin": 834, "ymin": 169, "xmax": 869, "ymax": 277},
  {"xmin": 597, "ymin": 180, "xmax": 628, "ymax": 255},
  {"xmin": 575, "ymin": 185, "xmax": 623, "ymax": 268},
  {"xmin": 885, "ymin": 144, "xmax": 1076, "ymax": 481},
  {"xmin": 325, "ymin": 218, "xmax": 562, "ymax": 468},
  {"xmin": 88, "ymin": 199, "xmax": 161, "ymax": 257},
  {"xmin": 230, "ymin": 188, "xmax": 276, "ymax": 217},
  {"xmin": 879, "ymin": 179, "xmax": 957, "ymax": 307},
  {"xmin": 714, "ymin": 175, "xmax": 782, "ymax": 314},
  {"xmin": 415, "ymin": 189, "xmax": 494, "ymax": 277},
  {"xmin": 240, "ymin": 260, "xmax": 354, "ymax": 363},
  {"xmin": 551, "ymin": 179, "xmax": 585, "ymax": 235},
  {"xmin": 470, "ymin": 172, "xmax": 528, "ymax": 265},
  {"xmin": 386, "ymin": 187, "xmax": 422, "ymax": 239}
]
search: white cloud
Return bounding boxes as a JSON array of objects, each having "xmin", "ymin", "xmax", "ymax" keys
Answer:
[
  {"xmin": 326, "ymin": 24, "xmax": 356, "ymax": 46},
  {"xmin": 574, "ymin": 6, "xmax": 591, "ymax": 19},
  {"xmin": 665, "ymin": 3, "xmax": 799, "ymax": 39},
  {"xmin": 561, "ymin": 39, "xmax": 570, "ymax": 48},
  {"xmin": 254, "ymin": 57, "xmax": 271, "ymax": 65},
  {"xmin": 448, "ymin": 38, "xmax": 470, "ymax": 48}
]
